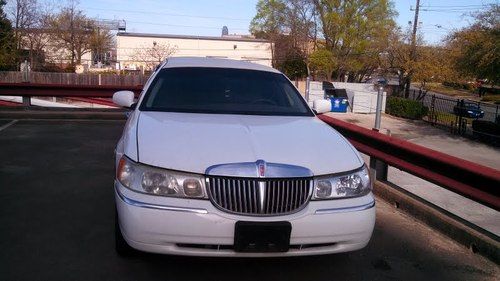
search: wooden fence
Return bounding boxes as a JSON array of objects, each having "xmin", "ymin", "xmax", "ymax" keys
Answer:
[{"xmin": 0, "ymin": 71, "xmax": 149, "ymax": 86}]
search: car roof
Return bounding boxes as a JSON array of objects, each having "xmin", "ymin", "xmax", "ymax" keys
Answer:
[{"xmin": 162, "ymin": 57, "xmax": 280, "ymax": 74}]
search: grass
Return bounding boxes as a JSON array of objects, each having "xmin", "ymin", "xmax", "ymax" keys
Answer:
[
  {"xmin": 481, "ymin": 94, "xmax": 500, "ymax": 104},
  {"xmin": 413, "ymin": 82, "xmax": 500, "ymax": 105},
  {"xmin": 423, "ymin": 83, "xmax": 476, "ymax": 98},
  {"xmin": 427, "ymin": 111, "xmax": 474, "ymax": 126}
]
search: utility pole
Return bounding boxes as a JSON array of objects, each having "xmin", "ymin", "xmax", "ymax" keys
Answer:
[
  {"xmin": 411, "ymin": 0, "xmax": 420, "ymax": 51},
  {"xmin": 405, "ymin": 0, "xmax": 420, "ymax": 98},
  {"xmin": 374, "ymin": 85, "xmax": 383, "ymax": 130}
]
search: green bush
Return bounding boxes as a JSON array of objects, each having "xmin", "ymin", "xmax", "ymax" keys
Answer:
[{"xmin": 386, "ymin": 97, "xmax": 429, "ymax": 120}]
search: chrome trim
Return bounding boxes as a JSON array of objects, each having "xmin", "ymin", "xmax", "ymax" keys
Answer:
[
  {"xmin": 206, "ymin": 177, "xmax": 312, "ymax": 216},
  {"xmin": 206, "ymin": 160, "xmax": 313, "ymax": 178},
  {"xmin": 115, "ymin": 186, "xmax": 208, "ymax": 214},
  {"xmin": 314, "ymin": 200, "xmax": 375, "ymax": 215},
  {"xmin": 258, "ymin": 181, "xmax": 266, "ymax": 213}
]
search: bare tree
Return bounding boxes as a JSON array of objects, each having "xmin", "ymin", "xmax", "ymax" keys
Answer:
[
  {"xmin": 7, "ymin": 0, "xmax": 38, "ymax": 49},
  {"xmin": 130, "ymin": 41, "xmax": 177, "ymax": 71},
  {"xmin": 89, "ymin": 26, "xmax": 113, "ymax": 66},
  {"xmin": 250, "ymin": 0, "xmax": 317, "ymax": 78},
  {"xmin": 45, "ymin": 0, "xmax": 93, "ymax": 68}
]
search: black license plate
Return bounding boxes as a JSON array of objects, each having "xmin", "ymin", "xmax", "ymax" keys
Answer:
[{"xmin": 234, "ymin": 221, "xmax": 292, "ymax": 253}]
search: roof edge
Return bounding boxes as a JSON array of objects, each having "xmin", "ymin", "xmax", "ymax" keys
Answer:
[{"xmin": 116, "ymin": 32, "xmax": 271, "ymax": 43}]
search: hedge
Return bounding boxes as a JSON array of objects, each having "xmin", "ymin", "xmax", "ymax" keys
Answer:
[
  {"xmin": 472, "ymin": 120, "xmax": 500, "ymax": 136},
  {"xmin": 386, "ymin": 97, "xmax": 429, "ymax": 120}
]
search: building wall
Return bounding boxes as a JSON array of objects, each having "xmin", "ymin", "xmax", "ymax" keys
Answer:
[{"xmin": 116, "ymin": 34, "xmax": 273, "ymax": 70}]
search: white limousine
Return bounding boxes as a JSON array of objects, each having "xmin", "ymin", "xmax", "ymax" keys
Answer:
[{"xmin": 113, "ymin": 57, "xmax": 375, "ymax": 257}]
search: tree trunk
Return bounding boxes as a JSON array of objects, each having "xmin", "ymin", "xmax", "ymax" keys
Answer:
[{"xmin": 404, "ymin": 75, "xmax": 411, "ymax": 98}]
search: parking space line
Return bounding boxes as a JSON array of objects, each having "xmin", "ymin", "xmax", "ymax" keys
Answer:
[{"xmin": 0, "ymin": 120, "xmax": 18, "ymax": 133}]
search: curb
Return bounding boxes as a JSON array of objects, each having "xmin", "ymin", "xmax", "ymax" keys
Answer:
[{"xmin": 374, "ymin": 181, "xmax": 499, "ymax": 264}]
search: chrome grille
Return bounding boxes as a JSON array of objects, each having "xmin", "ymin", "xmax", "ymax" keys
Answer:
[{"xmin": 207, "ymin": 177, "xmax": 312, "ymax": 215}]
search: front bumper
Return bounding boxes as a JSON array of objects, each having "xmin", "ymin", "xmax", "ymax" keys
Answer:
[{"xmin": 115, "ymin": 181, "xmax": 376, "ymax": 257}]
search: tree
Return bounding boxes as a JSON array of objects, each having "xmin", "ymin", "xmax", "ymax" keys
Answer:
[
  {"xmin": 89, "ymin": 27, "xmax": 113, "ymax": 66},
  {"xmin": 130, "ymin": 41, "xmax": 177, "ymax": 71},
  {"xmin": 383, "ymin": 25, "xmax": 459, "ymax": 99},
  {"xmin": 45, "ymin": 0, "xmax": 94, "ymax": 68},
  {"xmin": 250, "ymin": 0, "xmax": 288, "ymax": 40},
  {"xmin": 7, "ymin": 0, "xmax": 54, "ymax": 70},
  {"xmin": 250, "ymin": 0, "xmax": 289, "ymax": 67},
  {"xmin": 308, "ymin": 47, "xmax": 336, "ymax": 80},
  {"xmin": 0, "ymin": 0, "xmax": 16, "ymax": 70},
  {"xmin": 278, "ymin": 50, "xmax": 308, "ymax": 79},
  {"xmin": 412, "ymin": 46, "xmax": 458, "ymax": 98},
  {"xmin": 383, "ymin": 27, "xmax": 414, "ymax": 96},
  {"xmin": 273, "ymin": 33, "xmax": 308, "ymax": 79},
  {"xmin": 250, "ymin": 0, "xmax": 316, "ymax": 77},
  {"xmin": 311, "ymin": 0, "xmax": 396, "ymax": 81},
  {"xmin": 8, "ymin": 0, "xmax": 38, "ymax": 50},
  {"xmin": 447, "ymin": 4, "xmax": 500, "ymax": 85}
]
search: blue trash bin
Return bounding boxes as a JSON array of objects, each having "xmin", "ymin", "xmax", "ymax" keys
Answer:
[{"xmin": 330, "ymin": 97, "xmax": 348, "ymax": 112}]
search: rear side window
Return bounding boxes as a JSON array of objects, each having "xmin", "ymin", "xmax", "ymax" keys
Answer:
[{"xmin": 139, "ymin": 67, "xmax": 313, "ymax": 116}]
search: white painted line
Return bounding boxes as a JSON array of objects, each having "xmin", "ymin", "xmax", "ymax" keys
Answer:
[{"xmin": 0, "ymin": 120, "xmax": 18, "ymax": 132}]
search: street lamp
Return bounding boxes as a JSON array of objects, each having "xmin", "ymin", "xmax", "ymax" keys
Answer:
[{"xmin": 374, "ymin": 77, "xmax": 387, "ymax": 130}]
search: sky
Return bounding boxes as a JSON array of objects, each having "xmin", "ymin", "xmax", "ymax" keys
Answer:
[{"xmin": 61, "ymin": 0, "xmax": 499, "ymax": 44}]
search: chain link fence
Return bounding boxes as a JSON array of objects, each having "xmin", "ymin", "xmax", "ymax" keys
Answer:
[{"xmin": 406, "ymin": 90, "xmax": 500, "ymax": 146}]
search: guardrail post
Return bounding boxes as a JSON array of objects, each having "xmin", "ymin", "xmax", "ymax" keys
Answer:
[
  {"xmin": 430, "ymin": 94, "xmax": 436, "ymax": 125},
  {"xmin": 369, "ymin": 128, "xmax": 389, "ymax": 181},
  {"xmin": 305, "ymin": 76, "xmax": 310, "ymax": 102},
  {"xmin": 22, "ymin": 96, "xmax": 31, "ymax": 106},
  {"xmin": 370, "ymin": 157, "xmax": 388, "ymax": 181},
  {"xmin": 22, "ymin": 60, "xmax": 30, "ymax": 83}
]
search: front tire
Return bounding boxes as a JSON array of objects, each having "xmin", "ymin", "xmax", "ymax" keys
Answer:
[{"xmin": 115, "ymin": 209, "xmax": 136, "ymax": 256}]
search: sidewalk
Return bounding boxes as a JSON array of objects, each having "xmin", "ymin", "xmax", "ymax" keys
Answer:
[{"xmin": 327, "ymin": 112, "xmax": 500, "ymax": 237}]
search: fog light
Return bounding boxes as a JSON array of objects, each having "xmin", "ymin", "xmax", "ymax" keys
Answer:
[
  {"xmin": 183, "ymin": 179, "xmax": 203, "ymax": 197},
  {"xmin": 315, "ymin": 180, "xmax": 332, "ymax": 198}
]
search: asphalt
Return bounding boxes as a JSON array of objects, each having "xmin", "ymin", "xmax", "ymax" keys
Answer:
[{"xmin": 0, "ymin": 119, "xmax": 497, "ymax": 281}]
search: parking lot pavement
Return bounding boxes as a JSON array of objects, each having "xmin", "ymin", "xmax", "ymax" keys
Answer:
[{"xmin": 0, "ymin": 119, "xmax": 498, "ymax": 281}]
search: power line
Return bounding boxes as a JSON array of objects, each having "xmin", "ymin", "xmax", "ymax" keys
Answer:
[
  {"xmin": 126, "ymin": 20, "xmax": 248, "ymax": 31},
  {"xmin": 83, "ymin": 7, "xmax": 251, "ymax": 21},
  {"xmin": 411, "ymin": 6, "xmax": 492, "ymax": 13},
  {"xmin": 422, "ymin": 4, "xmax": 494, "ymax": 8},
  {"xmin": 420, "ymin": 8, "xmax": 489, "ymax": 11}
]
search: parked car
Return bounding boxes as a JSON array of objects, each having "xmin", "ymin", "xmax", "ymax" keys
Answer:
[
  {"xmin": 113, "ymin": 57, "xmax": 375, "ymax": 257},
  {"xmin": 453, "ymin": 101, "xmax": 485, "ymax": 119}
]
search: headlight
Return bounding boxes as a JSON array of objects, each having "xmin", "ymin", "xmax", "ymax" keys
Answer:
[
  {"xmin": 117, "ymin": 156, "xmax": 207, "ymax": 198},
  {"xmin": 312, "ymin": 166, "xmax": 371, "ymax": 199}
]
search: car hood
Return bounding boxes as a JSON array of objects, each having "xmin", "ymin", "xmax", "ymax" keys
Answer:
[{"xmin": 136, "ymin": 112, "xmax": 363, "ymax": 176}]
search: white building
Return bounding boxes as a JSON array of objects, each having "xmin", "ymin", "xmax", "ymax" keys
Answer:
[{"xmin": 116, "ymin": 32, "xmax": 273, "ymax": 70}]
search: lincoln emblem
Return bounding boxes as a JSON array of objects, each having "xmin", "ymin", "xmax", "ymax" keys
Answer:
[{"xmin": 256, "ymin": 160, "xmax": 267, "ymax": 212}]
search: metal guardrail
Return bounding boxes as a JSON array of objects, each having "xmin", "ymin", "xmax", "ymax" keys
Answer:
[
  {"xmin": 0, "ymin": 82, "xmax": 142, "ymax": 106},
  {"xmin": 318, "ymin": 114, "xmax": 500, "ymax": 211},
  {"xmin": 1, "ymin": 83, "xmax": 498, "ymax": 210}
]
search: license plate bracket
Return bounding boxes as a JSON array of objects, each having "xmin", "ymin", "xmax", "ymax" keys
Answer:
[{"xmin": 234, "ymin": 221, "xmax": 292, "ymax": 253}]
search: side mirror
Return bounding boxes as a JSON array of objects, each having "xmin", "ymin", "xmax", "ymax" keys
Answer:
[
  {"xmin": 312, "ymin": 99, "xmax": 331, "ymax": 114},
  {"xmin": 113, "ymin": 90, "xmax": 135, "ymax": 108}
]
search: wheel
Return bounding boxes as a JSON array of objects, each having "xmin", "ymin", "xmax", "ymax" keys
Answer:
[{"xmin": 115, "ymin": 209, "xmax": 136, "ymax": 256}]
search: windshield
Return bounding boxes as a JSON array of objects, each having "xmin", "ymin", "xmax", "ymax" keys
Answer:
[{"xmin": 139, "ymin": 67, "xmax": 313, "ymax": 116}]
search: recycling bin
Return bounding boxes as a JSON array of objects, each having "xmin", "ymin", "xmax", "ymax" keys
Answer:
[{"xmin": 330, "ymin": 97, "xmax": 348, "ymax": 112}]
